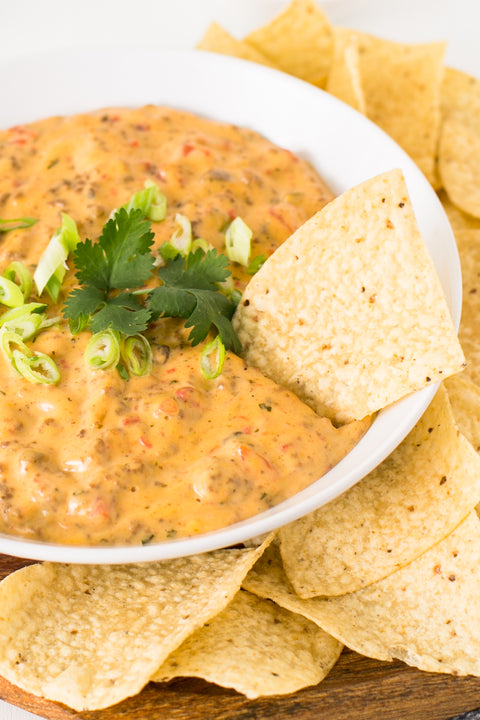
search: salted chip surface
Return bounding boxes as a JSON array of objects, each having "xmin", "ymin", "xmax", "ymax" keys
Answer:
[
  {"xmin": 453, "ymin": 229, "xmax": 480, "ymax": 385},
  {"xmin": 445, "ymin": 374, "xmax": 480, "ymax": 454},
  {"xmin": 325, "ymin": 28, "xmax": 366, "ymax": 114},
  {"xmin": 289, "ymin": 512, "xmax": 480, "ymax": 675},
  {"xmin": 197, "ymin": 22, "xmax": 277, "ymax": 68},
  {"xmin": 246, "ymin": 515, "xmax": 480, "ymax": 676},
  {"xmin": 234, "ymin": 169, "xmax": 464, "ymax": 424},
  {"xmin": 243, "ymin": 0, "xmax": 333, "ymax": 87},
  {"xmin": 439, "ymin": 68, "xmax": 480, "ymax": 218},
  {"xmin": 277, "ymin": 385, "xmax": 480, "ymax": 597},
  {"xmin": 0, "ymin": 540, "xmax": 270, "ymax": 711},
  {"xmin": 152, "ymin": 589, "xmax": 342, "ymax": 698},
  {"xmin": 244, "ymin": 542, "xmax": 341, "ymax": 623},
  {"xmin": 342, "ymin": 31, "xmax": 445, "ymax": 183}
]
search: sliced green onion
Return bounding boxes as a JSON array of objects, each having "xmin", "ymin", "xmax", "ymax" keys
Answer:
[
  {"xmin": 217, "ymin": 275, "xmax": 235, "ymax": 297},
  {"xmin": 123, "ymin": 180, "xmax": 167, "ymax": 222},
  {"xmin": 42, "ymin": 268, "xmax": 64, "ymax": 303},
  {"xmin": 216, "ymin": 278, "xmax": 242, "ymax": 307},
  {"xmin": 247, "ymin": 253, "xmax": 267, "ymax": 275},
  {"xmin": 68, "ymin": 313, "xmax": 90, "ymax": 335},
  {"xmin": 0, "ymin": 303, "xmax": 60, "ymax": 341},
  {"xmin": 0, "ymin": 302, "xmax": 47, "ymax": 327},
  {"xmin": 85, "ymin": 329, "xmax": 121, "ymax": 371},
  {"xmin": 12, "ymin": 349, "xmax": 60, "ymax": 385},
  {"xmin": 1, "ymin": 312, "xmax": 43, "ymax": 341},
  {"xmin": 231, "ymin": 289, "xmax": 242, "ymax": 306},
  {"xmin": 120, "ymin": 334, "xmax": 153, "ymax": 377},
  {"xmin": 39, "ymin": 314, "xmax": 61, "ymax": 330},
  {"xmin": 0, "ymin": 330, "xmax": 32, "ymax": 367},
  {"xmin": 158, "ymin": 217, "xmax": 204, "ymax": 263},
  {"xmin": 224, "ymin": 217, "xmax": 252, "ymax": 267},
  {"xmin": 170, "ymin": 213, "xmax": 192, "ymax": 256},
  {"xmin": 158, "ymin": 242, "xmax": 181, "ymax": 262},
  {"xmin": 191, "ymin": 238, "xmax": 212, "ymax": 253},
  {"xmin": 200, "ymin": 335, "xmax": 226, "ymax": 380},
  {"xmin": 158, "ymin": 236, "xmax": 212, "ymax": 263},
  {"xmin": 0, "ymin": 276, "xmax": 25, "ymax": 308},
  {"xmin": 0, "ymin": 217, "xmax": 37, "ymax": 233},
  {"xmin": 34, "ymin": 212, "xmax": 80, "ymax": 301},
  {"xmin": 3, "ymin": 262, "xmax": 33, "ymax": 300}
]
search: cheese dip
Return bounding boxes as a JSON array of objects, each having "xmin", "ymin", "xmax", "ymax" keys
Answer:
[{"xmin": 0, "ymin": 106, "xmax": 369, "ymax": 545}]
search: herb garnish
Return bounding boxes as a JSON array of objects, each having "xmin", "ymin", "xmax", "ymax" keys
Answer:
[
  {"xmin": 0, "ymin": 189, "xmax": 248, "ymax": 383},
  {"xmin": 63, "ymin": 208, "xmax": 155, "ymax": 336},
  {"xmin": 148, "ymin": 248, "xmax": 241, "ymax": 352},
  {"xmin": 63, "ymin": 207, "xmax": 241, "ymax": 360}
]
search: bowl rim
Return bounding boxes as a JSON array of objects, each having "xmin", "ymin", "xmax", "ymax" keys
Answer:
[{"xmin": 0, "ymin": 47, "xmax": 461, "ymax": 563}]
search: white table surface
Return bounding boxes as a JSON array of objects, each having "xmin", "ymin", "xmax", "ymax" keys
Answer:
[{"xmin": 0, "ymin": 1, "xmax": 479, "ymax": 718}]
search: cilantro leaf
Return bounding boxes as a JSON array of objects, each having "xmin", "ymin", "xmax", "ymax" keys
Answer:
[
  {"xmin": 147, "ymin": 284, "xmax": 196, "ymax": 319},
  {"xmin": 185, "ymin": 291, "xmax": 240, "ymax": 350},
  {"xmin": 63, "ymin": 209, "xmax": 156, "ymax": 336},
  {"xmin": 63, "ymin": 286, "xmax": 106, "ymax": 321},
  {"xmin": 89, "ymin": 294, "xmax": 151, "ymax": 336},
  {"xmin": 73, "ymin": 208, "xmax": 155, "ymax": 290},
  {"xmin": 157, "ymin": 248, "xmax": 231, "ymax": 290},
  {"xmin": 147, "ymin": 249, "xmax": 241, "ymax": 352},
  {"xmin": 63, "ymin": 210, "xmax": 243, "ymax": 372}
]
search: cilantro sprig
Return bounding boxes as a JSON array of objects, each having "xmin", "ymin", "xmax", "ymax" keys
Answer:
[
  {"xmin": 62, "ymin": 207, "xmax": 242, "ymax": 366},
  {"xmin": 63, "ymin": 208, "xmax": 155, "ymax": 336},
  {"xmin": 148, "ymin": 249, "xmax": 241, "ymax": 352}
]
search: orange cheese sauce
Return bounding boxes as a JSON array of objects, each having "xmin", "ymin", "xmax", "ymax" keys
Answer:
[{"xmin": 0, "ymin": 106, "xmax": 369, "ymax": 546}]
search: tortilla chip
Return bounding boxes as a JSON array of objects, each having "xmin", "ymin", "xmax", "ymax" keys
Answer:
[
  {"xmin": 445, "ymin": 374, "xmax": 480, "ymax": 454},
  {"xmin": 244, "ymin": 541, "xmax": 343, "ymax": 622},
  {"xmin": 244, "ymin": 0, "xmax": 333, "ymax": 87},
  {"xmin": 437, "ymin": 189, "xmax": 480, "ymax": 232},
  {"xmin": 152, "ymin": 589, "xmax": 342, "ymax": 698},
  {"xmin": 441, "ymin": 66, "xmax": 480, "ymax": 111},
  {"xmin": 276, "ymin": 385, "xmax": 480, "ymax": 597},
  {"xmin": 438, "ymin": 68, "xmax": 480, "ymax": 218},
  {"xmin": 247, "ymin": 514, "xmax": 480, "ymax": 676},
  {"xmin": 439, "ymin": 117, "xmax": 480, "ymax": 219},
  {"xmin": 233, "ymin": 169, "xmax": 465, "ymax": 424},
  {"xmin": 0, "ymin": 540, "xmax": 271, "ymax": 711},
  {"xmin": 297, "ymin": 512, "xmax": 480, "ymax": 674},
  {"xmin": 197, "ymin": 22, "xmax": 277, "ymax": 68},
  {"xmin": 340, "ymin": 31, "xmax": 446, "ymax": 184},
  {"xmin": 454, "ymin": 229, "xmax": 480, "ymax": 385},
  {"xmin": 325, "ymin": 28, "xmax": 366, "ymax": 114}
]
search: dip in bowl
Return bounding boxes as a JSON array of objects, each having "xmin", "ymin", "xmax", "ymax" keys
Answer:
[{"xmin": 0, "ymin": 48, "xmax": 461, "ymax": 563}]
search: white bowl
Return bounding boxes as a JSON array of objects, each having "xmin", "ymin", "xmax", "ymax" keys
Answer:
[{"xmin": 0, "ymin": 48, "xmax": 461, "ymax": 563}]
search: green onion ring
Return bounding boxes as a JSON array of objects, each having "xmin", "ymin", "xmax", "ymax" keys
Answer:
[
  {"xmin": 191, "ymin": 238, "xmax": 211, "ymax": 253},
  {"xmin": 1, "ymin": 313, "xmax": 43, "ymax": 342},
  {"xmin": 85, "ymin": 329, "xmax": 121, "ymax": 370},
  {"xmin": 0, "ymin": 276, "xmax": 25, "ymax": 308},
  {"xmin": 12, "ymin": 349, "xmax": 60, "ymax": 385},
  {"xmin": 3, "ymin": 261, "xmax": 33, "ymax": 300},
  {"xmin": 200, "ymin": 335, "xmax": 226, "ymax": 380},
  {"xmin": 120, "ymin": 334, "xmax": 153, "ymax": 377},
  {"xmin": 170, "ymin": 214, "xmax": 192, "ymax": 255},
  {"xmin": 0, "ymin": 303, "xmax": 46, "ymax": 326},
  {"xmin": 123, "ymin": 180, "xmax": 167, "ymax": 222},
  {"xmin": 33, "ymin": 213, "xmax": 80, "ymax": 300},
  {"xmin": 224, "ymin": 216, "xmax": 252, "ymax": 267},
  {"xmin": 0, "ymin": 330, "xmax": 32, "ymax": 366}
]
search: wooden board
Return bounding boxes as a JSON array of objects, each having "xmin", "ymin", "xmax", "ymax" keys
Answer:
[{"xmin": 1, "ymin": 554, "xmax": 480, "ymax": 720}]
